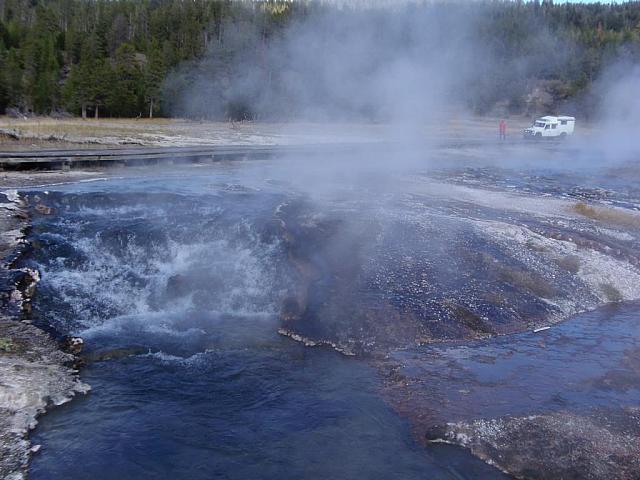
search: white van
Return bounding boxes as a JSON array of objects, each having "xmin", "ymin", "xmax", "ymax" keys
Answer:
[{"xmin": 523, "ymin": 116, "xmax": 575, "ymax": 139}]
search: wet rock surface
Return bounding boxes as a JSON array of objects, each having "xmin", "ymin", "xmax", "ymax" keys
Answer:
[
  {"xmin": 0, "ymin": 318, "xmax": 90, "ymax": 479},
  {"xmin": 429, "ymin": 408, "xmax": 640, "ymax": 480},
  {"xmin": 380, "ymin": 302, "xmax": 640, "ymax": 480},
  {"xmin": 268, "ymin": 162, "xmax": 640, "ymax": 478},
  {"xmin": 274, "ymin": 172, "xmax": 640, "ymax": 356},
  {"xmin": 0, "ymin": 191, "xmax": 88, "ymax": 480}
]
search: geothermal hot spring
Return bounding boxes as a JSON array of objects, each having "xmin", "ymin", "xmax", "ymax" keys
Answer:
[{"xmin": 17, "ymin": 145, "xmax": 640, "ymax": 479}]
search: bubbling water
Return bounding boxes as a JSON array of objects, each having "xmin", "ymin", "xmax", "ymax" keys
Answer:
[{"xmin": 27, "ymin": 186, "xmax": 291, "ymax": 358}]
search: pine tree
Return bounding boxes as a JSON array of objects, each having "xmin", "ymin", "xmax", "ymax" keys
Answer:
[
  {"xmin": 1, "ymin": 0, "xmax": 640, "ymax": 118},
  {"xmin": 63, "ymin": 37, "xmax": 96, "ymax": 118},
  {"xmin": 33, "ymin": 34, "xmax": 60, "ymax": 113},
  {"xmin": 63, "ymin": 36, "xmax": 113, "ymax": 118},
  {"xmin": 0, "ymin": 38, "xmax": 7, "ymax": 113},
  {"xmin": 109, "ymin": 42, "xmax": 143, "ymax": 117},
  {"xmin": 4, "ymin": 47, "xmax": 23, "ymax": 110},
  {"xmin": 144, "ymin": 42, "xmax": 167, "ymax": 118}
]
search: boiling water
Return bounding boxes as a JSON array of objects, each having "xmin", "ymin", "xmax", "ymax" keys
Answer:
[{"xmin": 19, "ymin": 158, "xmax": 640, "ymax": 479}]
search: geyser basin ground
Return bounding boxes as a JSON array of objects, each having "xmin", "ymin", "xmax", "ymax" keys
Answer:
[{"xmin": 14, "ymin": 151, "xmax": 640, "ymax": 479}]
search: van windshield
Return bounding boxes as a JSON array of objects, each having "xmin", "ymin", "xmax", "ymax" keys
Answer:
[{"xmin": 534, "ymin": 121, "xmax": 545, "ymax": 127}]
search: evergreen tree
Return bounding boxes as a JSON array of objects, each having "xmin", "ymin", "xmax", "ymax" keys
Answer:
[
  {"xmin": 63, "ymin": 38, "xmax": 97, "ymax": 118},
  {"xmin": 0, "ymin": 0, "xmax": 639, "ymax": 118},
  {"xmin": 3, "ymin": 47, "xmax": 24, "ymax": 110},
  {"xmin": 109, "ymin": 42, "xmax": 143, "ymax": 117},
  {"xmin": 33, "ymin": 35, "xmax": 60, "ymax": 112},
  {"xmin": 144, "ymin": 42, "xmax": 167, "ymax": 118},
  {"xmin": 63, "ymin": 37, "xmax": 113, "ymax": 118},
  {"xmin": 0, "ymin": 38, "xmax": 7, "ymax": 113}
]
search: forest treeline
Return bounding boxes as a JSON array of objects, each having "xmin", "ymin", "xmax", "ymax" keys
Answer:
[{"xmin": 0, "ymin": 0, "xmax": 639, "ymax": 120}]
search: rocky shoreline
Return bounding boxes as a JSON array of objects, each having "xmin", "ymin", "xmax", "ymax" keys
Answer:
[
  {"xmin": 0, "ymin": 188, "xmax": 89, "ymax": 480},
  {"xmin": 271, "ymin": 180, "xmax": 640, "ymax": 479},
  {"xmin": 425, "ymin": 408, "xmax": 640, "ymax": 480}
]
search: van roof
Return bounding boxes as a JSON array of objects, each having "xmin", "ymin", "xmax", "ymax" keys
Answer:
[{"xmin": 537, "ymin": 115, "xmax": 575, "ymax": 122}]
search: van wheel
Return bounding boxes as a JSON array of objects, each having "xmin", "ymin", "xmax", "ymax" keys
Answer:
[
  {"xmin": 560, "ymin": 132, "xmax": 567, "ymax": 139},
  {"xmin": 535, "ymin": 132, "xmax": 542, "ymax": 139}
]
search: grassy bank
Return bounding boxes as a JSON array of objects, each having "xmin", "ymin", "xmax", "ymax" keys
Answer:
[{"xmin": 0, "ymin": 115, "xmax": 546, "ymax": 149}]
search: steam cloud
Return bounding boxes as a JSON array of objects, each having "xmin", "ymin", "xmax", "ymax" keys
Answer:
[
  {"xmin": 164, "ymin": 5, "xmax": 550, "ymax": 127},
  {"xmin": 163, "ymin": 3, "xmax": 640, "ymax": 165},
  {"xmin": 592, "ymin": 62, "xmax": 640, "ymax": 160}
]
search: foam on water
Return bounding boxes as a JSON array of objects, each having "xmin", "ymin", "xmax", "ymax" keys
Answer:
[
  {"xmin": 31, "ymin": 193, "xmax": 285, "ymax": 346},
  {"xmin": 137, "ymin": 349, "xmax": 216, "ymax": 366}
]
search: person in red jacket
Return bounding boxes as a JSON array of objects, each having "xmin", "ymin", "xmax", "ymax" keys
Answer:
[{"xmin": 499, "ymin": 119, "xmax": 507, "ymax": 140}]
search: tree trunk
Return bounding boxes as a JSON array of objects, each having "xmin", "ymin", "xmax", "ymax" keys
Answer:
[
  {"xmin": 95, "ymin": 104, "xmax": 99, "ymax": 119},
  {"xmin": 149, "ymin": 99, "xmax": 154, "ymax": 119},
  {"xmin": 81, "ymin": 103, "xmax": 87, "ymax": 119}
]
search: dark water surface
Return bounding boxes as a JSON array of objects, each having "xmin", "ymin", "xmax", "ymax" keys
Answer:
[
  {"xmin": 389, "ymin": 303, "xmax": 640, "ymax": 424},
  {"xmin": 20, "ymin": 159, "xmax": 640, "ymax": 479},
  {"xmin": 30, "ymin": 339, "xmax": 505, "ymax": 480},
  {"xmin": 24, "ymin": 166, "xmax": 508, "ymax": 479}
]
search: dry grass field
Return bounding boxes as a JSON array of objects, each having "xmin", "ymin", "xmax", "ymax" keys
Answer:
[{"xmin": 0, "ymin": 115, "xmax": 542, "ymax": 149}]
